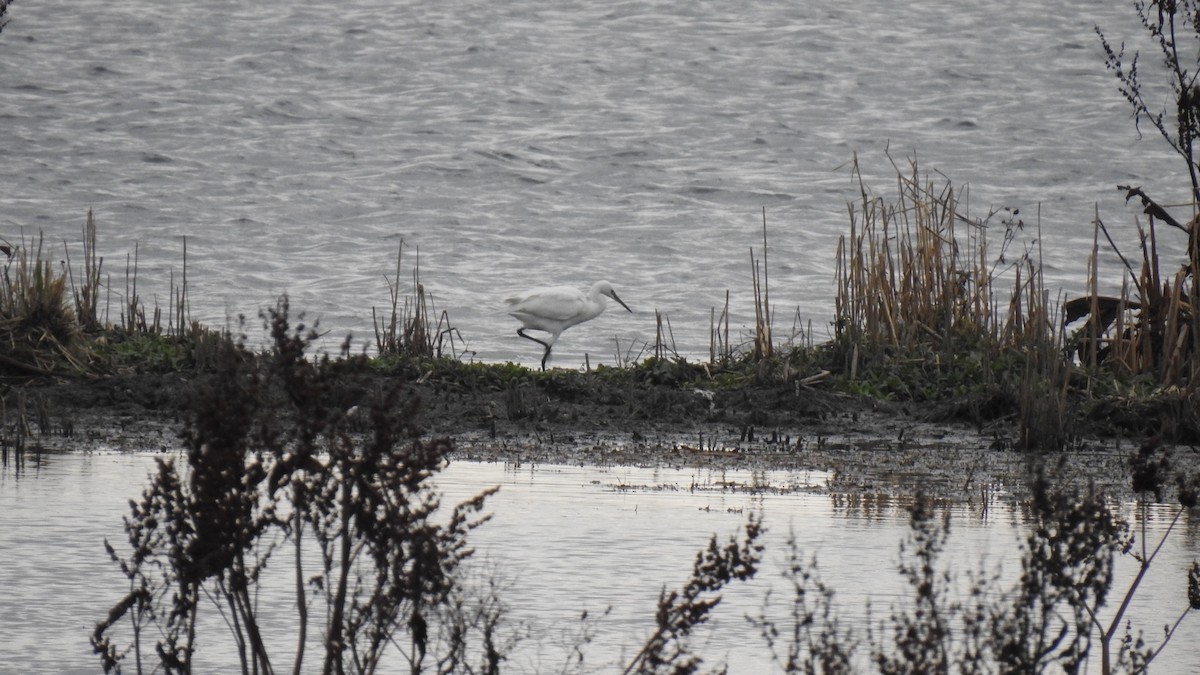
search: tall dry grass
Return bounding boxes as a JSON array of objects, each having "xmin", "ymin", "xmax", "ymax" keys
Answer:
[
  {"xmin": 0, "ymin": 212, "xmax": 213, "ymax": 376},
  {"xmin": 0, "ymin": 231, "xmax": 84, "ymax": 374},
  {"xmin": 63, "ymin": 209, "xmax": 103, "ymax": 332},
  {"xmin": 704, "ymin": 210, "xmax": 770, "ymax": 367},
  {"xmin": 1060, "ymin": 190, "xmax": 1200, "ymax": 438},
  {"xmin": 835, "ymin": 157, "xmax": 1003, "ymax": 362},
  {"xmin": 834, "ymin": 155, "xmax": 1069, "ymax": 448},
  {"xmin": 372, "ymin": 239, "xmax": 463, "ymax": 359},
  {"xmin": 709, "ymin": 290, "xmax": 732, "ymax": 363},
  {"xmin": 1068, "ymin": 192, "xmax": 1200, "ymax": 389}
]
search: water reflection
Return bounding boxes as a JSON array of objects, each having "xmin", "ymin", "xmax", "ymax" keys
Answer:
[
  {"xmin": 829, "ymin": 490, "xmax": 917, "ymax": 521},
  {"xmin": 1, "ymin": 453, "xmax": 1196, "ymax": 673},
  {"xmin": 0, "ymin": 444, "xmax": 49, "ymax": 478}
]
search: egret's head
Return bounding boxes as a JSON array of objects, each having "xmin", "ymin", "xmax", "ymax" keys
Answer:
[{"xmin": 597, "ymin": 280, "xmax": 632, "ymax": 313}]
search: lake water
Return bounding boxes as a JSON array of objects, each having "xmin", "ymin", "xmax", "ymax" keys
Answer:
[
  {"xmin": 0, "ymin": 0, "xmax": 1194, "ymax": 366},
  {"xmin": 1, "ymin": 451, "xmax": 1197, "ymax": 674},
  {"xmin": 3, "ymin": 3, "xmax": 1200, "ymax": 671}
]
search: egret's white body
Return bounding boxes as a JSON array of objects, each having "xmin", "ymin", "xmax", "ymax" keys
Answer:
[{"xmin": 506, "ymin": 280, "xmax": 632, "ymax": 369}]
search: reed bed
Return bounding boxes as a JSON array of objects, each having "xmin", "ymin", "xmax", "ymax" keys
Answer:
[
  {"xmin": 1068, "ymin": 196, "xmax": 1200, "ymax": 388},
  {"xmin": 372, "ymin": 238, "xmax": 464, "ymax": 360},
  {"xmin": 832, "ymin": 155, "xmax": 1070, "ymax": 448},
  {"xmin": 1055, "ymin": 191, "xmax": 1200, "ymax": 439},
  {"xmin": 827, "ymin": 153, "xmax": 1196, "ymax": 443},
  {"xmin": 835, "ymin": 157, "xmax": 1010, "ymax": 365},
  {"xmin": 0, "ymin": 230, "xmax": 85, "ymax": 374},
  {"xmin": 0, "ymin": 211, "xmax": 221, "ymax": 376}
]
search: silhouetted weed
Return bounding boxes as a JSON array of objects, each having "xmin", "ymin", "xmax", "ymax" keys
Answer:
[
  {"xmin": 624, "ymin": 512, "xmax": 764, "ymax": 674},
  {"xmin": 93, "ymin": 298, "xmax": 500, "ymax": 674},
  {"xmin": 744, "ymin": 469, "xmax": 1197, "ymax": 675},
  {"xmin": 749, "ymin": 531, "xmax": 856, "ymax": 674}
]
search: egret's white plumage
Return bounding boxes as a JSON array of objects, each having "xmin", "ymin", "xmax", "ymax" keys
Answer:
[{"xmin": 506, "ymin": 280, "xmax": 632, "ymax": 369}]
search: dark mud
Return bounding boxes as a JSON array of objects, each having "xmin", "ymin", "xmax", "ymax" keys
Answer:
[{"xmin": 4, "ymin": 369, "xmax": 1190, "ymax": 501}]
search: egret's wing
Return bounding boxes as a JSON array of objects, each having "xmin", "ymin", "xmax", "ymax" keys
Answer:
[{"xmin": 506, "ymin": 286, "xmax": 586, "ymax": 322}]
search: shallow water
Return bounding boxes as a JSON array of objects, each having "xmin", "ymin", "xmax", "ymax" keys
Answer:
[
  {"xmin": 1, "ymin": 452, "xmax": 1197, "ymax": 673},
  {"xmin": 0, "ymin": 0, "xmax": 1191, "ymax": 366}
]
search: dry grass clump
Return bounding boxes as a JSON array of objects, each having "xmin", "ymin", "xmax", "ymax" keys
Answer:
[
  {"xmin": 0, "ymin": 231, "xmax": 85, "ymax": 374},
  {"xmin": 373, "ymin": 239, "xmax": 464, "ymax": 360},
  {"xmin": 1062, "ymin": 188, "xmax": 1200, "ymax": 439},
  {"xmin": 706, "ymin": 210, "xmax": 774, "ymax": 367},
  {"xmin": 0, "ymin": 211, "xmax": 229, "ymax": 376},
  {"xmin": 835, "ymin": 156, "xmax": 1020, "ymax": 364},
  {"xmin": 1067, "ymin": 190, "xmax": 1199, "ymax": 388},
  {"xmin": 64, "ymin": 208, "xmax": 103, "ymax": 332},
  {"xmin": 832, "ymin": 155, "xmax": 1069, "ymax": 448},
  {"xmin": 829, "ymin": 152, "xmax": 1198, "ymax": 444}
]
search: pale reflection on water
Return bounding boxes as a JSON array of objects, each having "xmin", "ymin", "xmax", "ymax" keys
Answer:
[{"xmin": 1, "ymin": 452, "xmax": 1197, "ymax": 673}]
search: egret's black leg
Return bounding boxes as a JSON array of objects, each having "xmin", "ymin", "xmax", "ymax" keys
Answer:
[
  {"xmin": 517, "ymin": 328, "xmax": 552, "ymax": 370},
  {"xmin": 516, "ymin": 328, "xmax": 550, "ymax": 349}
]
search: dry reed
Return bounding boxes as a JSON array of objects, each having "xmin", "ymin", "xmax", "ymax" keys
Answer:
[
  {"xmin": 751, "ymin": 208, "xmax": 773, "ymax": 361},
  {"xmin": 833, "ymin": 155, "xmax": 1070, "ymax": 447},
  {"xmin": 372, "ymin": 239, "xmax": 463, "ymax": 359},
  {"xmin": 1068, "ymin": 192, "xmax": 1199, "ymax": 391}
]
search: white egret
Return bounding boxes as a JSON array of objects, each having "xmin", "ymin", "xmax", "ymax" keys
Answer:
[{"xmin": 505, "ymin": 280, "xmax": 632, "ymax": 370}]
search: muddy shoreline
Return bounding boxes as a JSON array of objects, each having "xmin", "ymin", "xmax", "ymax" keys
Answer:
[{"xmin": 6, "ymin": 368, "xmax": 1180, "ymax": 503}]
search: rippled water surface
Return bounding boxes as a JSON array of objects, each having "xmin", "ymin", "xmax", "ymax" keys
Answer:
[
  {"xmin": 0, "ymin": 0, "xmax": 1191, "ymax": 364},
  {"xmin": 1, "ymin": 453, "xmax": 1198, "ymax": 673}
]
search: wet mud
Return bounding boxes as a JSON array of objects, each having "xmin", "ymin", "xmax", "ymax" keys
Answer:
[{"xmin": 4, "ymin": 369, "xmax": 1190, "ymax": 501}]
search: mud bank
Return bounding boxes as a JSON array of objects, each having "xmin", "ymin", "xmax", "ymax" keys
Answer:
[{"xmin": 5, "ymin": 366, "xmax": 1184, "ymax": 503}]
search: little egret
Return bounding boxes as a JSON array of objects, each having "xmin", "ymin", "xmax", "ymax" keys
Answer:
[{"xmin": 505, "ymin": 280, "xmax": 632, "ymax": 370}]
